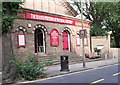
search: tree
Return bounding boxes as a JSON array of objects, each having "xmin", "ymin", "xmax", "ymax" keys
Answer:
[
  {"xmin": 2, "ymin": 1, "xmax": 24, "ymax": 84},
  {"xmin": 2, "ymin": 2, "xmax": 23, "ymax": 33},
  {"xmin": 70, "ymin": 1, "xmax": 120, "ymax": 47},
  {"xmin": 71, "ymin": 1, "xmax": 112, "ymax": 36},
  {"xmin": 104, "ymin": 2, "xmax": 120, "ymax": 47}
]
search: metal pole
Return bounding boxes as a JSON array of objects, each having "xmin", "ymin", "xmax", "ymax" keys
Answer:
[{"xmin": 80, "ymin": 0, "xmax": 86, "ymax": 68}]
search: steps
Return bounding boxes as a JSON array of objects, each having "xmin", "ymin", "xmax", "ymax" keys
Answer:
[
  {"xmin": 37, "ymin": 52, "xmax": 105, "ymax": 65},
  {"xmin": 39, "ymin": 52, "xmax": 82, "ymax": 65}
]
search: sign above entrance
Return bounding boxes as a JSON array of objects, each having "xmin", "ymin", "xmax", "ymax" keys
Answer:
[
  {"xmin": 50, "ymin": 29, "xmax": 59, "ymax": 46},
  {"xmin": 26, "ymin": 13, "xmax": 75, "ymax": 25}
]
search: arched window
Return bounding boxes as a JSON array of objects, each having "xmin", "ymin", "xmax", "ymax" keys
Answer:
[
  {"xmin": 50, "ymin": 29, "xmax": 59, "ymax": 46},
  {"xmin": 17, "ymin": 27, "xmax": 26, "ymax": 47}
]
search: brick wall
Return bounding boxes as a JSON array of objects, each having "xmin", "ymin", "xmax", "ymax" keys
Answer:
[{"xmin": 12, "ymin": 18, "xmax": 90, "ymax": 57}]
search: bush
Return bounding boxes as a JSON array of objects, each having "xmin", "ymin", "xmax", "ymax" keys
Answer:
[{"xmin": 10, "ymin": 53, "xmax": 53, "ymax": 80}]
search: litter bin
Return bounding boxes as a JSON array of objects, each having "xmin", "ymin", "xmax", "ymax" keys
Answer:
[{"xmin": 60, "ymin": 55, "xmax": 70, "ymax": 71}]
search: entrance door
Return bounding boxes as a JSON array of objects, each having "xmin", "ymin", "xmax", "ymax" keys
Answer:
[
  {"xmin": 35, "ymin": 28, "xmax": 45, "ymax": 53},
  {"xmin": 62, "ymin": 31, "xmax": 69, "ymax": 51}
]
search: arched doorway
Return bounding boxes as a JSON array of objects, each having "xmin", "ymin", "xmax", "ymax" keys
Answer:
[
  {"xmin": 62, "ymin": 31, "xmax": 71, "ymax": 51},
  {"xmin": 35, "ymin": 28, "xmax": 45, "ymax": 53}
]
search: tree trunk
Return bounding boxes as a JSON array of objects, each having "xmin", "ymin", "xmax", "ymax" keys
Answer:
[
  {"xmin": 2, "ymin": 32, "xmax": 18, "ymax": 84},
  {"xmin": 2, "ymin": 2, "xmax": 22, "ymax": 84}
]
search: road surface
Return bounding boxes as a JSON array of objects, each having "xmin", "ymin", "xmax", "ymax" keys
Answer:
[{"xmin": 21, "ymin": 64, "xmax": 120, "ymax": 85}]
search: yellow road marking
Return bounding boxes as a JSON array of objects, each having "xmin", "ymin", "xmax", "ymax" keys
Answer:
[
  {"xmin": 113, "ymin": 72, "xmax": 120, "ymax": 76},
  {"xmin": 19, "ymin": 63, "xmax": 119, "ymax": 84},
  {"xmin": 91, "ymin": 79, "xmax": 105, "ymax": 84}
]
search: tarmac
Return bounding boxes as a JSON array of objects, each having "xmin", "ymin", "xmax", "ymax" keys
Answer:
[
  {"xmin": 4, "ymin": 58, "xmax": 120, "ymax": 84},
  {"xmin": 45, "ymin": 58, "xmax": 120, "ymax": 77}
]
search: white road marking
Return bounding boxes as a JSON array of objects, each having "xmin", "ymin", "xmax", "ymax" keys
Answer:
[
  {"xmin": 113, "ymin": 72, "xmax": 120, "ymax": 76},
  {"xmin": 91, "ymin": 79, "xmax": 105, "ymax": 84},
  {"xmin": 18, "ymin": 63, "xmax": 119, "ymax": 84}
]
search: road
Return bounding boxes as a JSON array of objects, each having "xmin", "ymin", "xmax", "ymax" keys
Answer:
[{"xmin": 21, "ymin": 64, "xmax": 120, "ymax": 85}]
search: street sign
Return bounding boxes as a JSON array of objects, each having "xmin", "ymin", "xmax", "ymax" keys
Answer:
[{"xmin": 79, "ymin": 29, "xmax": 87, "ymax": 38}]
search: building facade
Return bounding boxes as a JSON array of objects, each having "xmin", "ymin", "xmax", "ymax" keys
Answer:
[
  {"xmin": 22, "ymin": 0, "xmax": 78, "ymax": 17},
  {"xmin": 11, "ymin": 0, "xmax": 91, "ymax": 57}
]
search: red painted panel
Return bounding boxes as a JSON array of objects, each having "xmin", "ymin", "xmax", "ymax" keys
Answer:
[
  {"xmin": 26, "ymin": 13, "xmax": 76, "ymax": 25},
  {"xmin": 62, "ymin": 32, "xmax": 69, "ymax": 51},
  {"xmin": 50, "ymin": 29, "xmax": 59, "ymax": 46}
]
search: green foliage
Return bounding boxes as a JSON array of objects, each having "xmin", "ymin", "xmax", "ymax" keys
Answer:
[
  {"xmin": 71, "ymin": 2, "xmax": 118, "ymax": 35},
  {"xmin": 2, "ymin": 2, "xmax": 23, "ymax": 15},
  {"xmin": 10, "ymin": 53, "xmax": 53, "ymax": 80},
  {"xmin": 2, "ymin": 2, "xmax": 24, "ymax": 33},
  {"xmin": 90, "ymin": 24, "xmax": 107, "ymax": 36},
  {"xmin": 71, "ymin": 1, "xmax": 120, "ymax": 47},
  {"xmin": 104, "ymin": 2, "xmax": 120, "ymax": 47},
  {"xmin": 2, "ymin": 16, "xmax": 15, "ymax": 32},
  {"xmin": 110, "ymin": 37, "xmax": 116, "ymax": 48}
]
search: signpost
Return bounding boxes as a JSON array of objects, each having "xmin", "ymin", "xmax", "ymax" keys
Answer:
[
  {"xmin": 79, "ymin": 29, "xmax": 87, "ymax": 68},
  {"xmin": 80, "ymin": 0, "xmax": 86, "ymax": 68},
  {"xmin": 79, "ymin": 29, "xmax": 87, "ymax": 38}
]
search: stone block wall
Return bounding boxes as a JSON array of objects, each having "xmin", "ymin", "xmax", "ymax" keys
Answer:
[
  {"xmin": 110, "ymin": 48, "xmax": 120, "ymax": 58},
  {"xmin": 91, "ymin": 36, "xmax": 110, "ymax": 54},
  {"xmin": 22, "ymin": 0, "xmax": 77, "ymax": 17}
]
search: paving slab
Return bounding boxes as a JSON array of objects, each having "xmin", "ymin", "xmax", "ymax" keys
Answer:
[{"xmin": 45, "ymin": 58, "xmax": 119, "ymax": 77}]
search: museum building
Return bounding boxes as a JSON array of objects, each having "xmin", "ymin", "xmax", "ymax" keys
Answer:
[{"xmin": 11, "ymin": 7, "xmax": 91, "ymax": 57}]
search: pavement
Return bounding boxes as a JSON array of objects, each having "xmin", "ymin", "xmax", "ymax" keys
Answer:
[
  {"xmin": 44, "ymin": 58, "xmax": 120, "ymax": 77},
  {"xmin": 13, "ymin": 58, "xmax": 120, "ymax": 84}
]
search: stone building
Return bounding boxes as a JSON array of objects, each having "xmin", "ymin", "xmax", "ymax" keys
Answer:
[
  {"xmin": 22, "ymin": 0, "xmax": 78, "ymax": 17},
  {"xmin": 11, "ymin": 0, "xmax": 91, "ymax": 63}
]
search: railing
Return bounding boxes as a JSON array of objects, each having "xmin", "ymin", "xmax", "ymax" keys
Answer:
[{"xmin": 38, "ymin": 46, "xmax": 44, "ymax": 52}]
